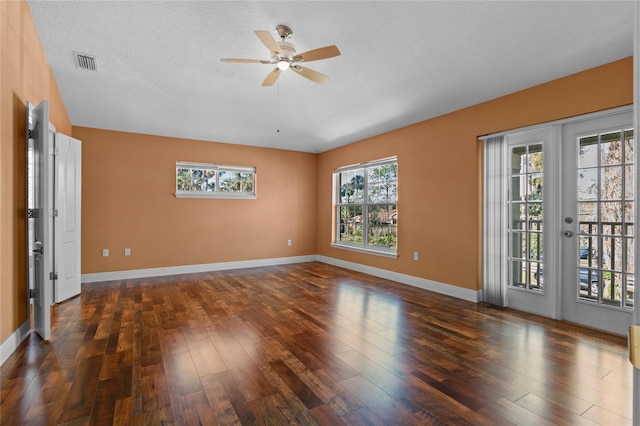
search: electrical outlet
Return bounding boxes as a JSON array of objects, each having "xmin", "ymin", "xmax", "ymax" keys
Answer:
[
  {"xmin": 125, "ymin": 248, "xmax": 131, "ymax": 256},
  {"xmin": 102, "ymin": 249, "xmax": 109, "ymax": 257},
  {"xmin": 413, "ymin": 251, "xmax": 419, "ymax": 261},
  {"xmin": 287, "ymin": 239, "xmax": 292, "ymax": 246}
]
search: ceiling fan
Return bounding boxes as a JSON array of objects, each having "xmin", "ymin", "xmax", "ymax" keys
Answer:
[{"xmin": 220, "ymin": 25, "xmax": 341, "ymax": 86}]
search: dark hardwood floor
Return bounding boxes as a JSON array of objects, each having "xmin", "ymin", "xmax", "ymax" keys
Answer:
[{"xmin": 0, "ymin": 262, "xmax": 632, "ymax": 425}]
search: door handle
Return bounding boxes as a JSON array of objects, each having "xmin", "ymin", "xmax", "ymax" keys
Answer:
[{"xmin": 563, "ymin": 231, "xmax": 573, "ymax": 237}]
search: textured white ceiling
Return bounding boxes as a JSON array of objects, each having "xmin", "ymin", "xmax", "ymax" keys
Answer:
[{"xmin": 27, "ymin": 1, "xmax": 634, "ymax": 153}]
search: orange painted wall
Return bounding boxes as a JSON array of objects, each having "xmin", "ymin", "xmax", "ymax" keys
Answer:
[
  {"xmin": 1, "ymin": 0, "xmax": 71, "ymax": 343},
  {"xmin": 316, "ymin": 57, "xmax": 633, "ymax": 291},
  {"xmin": 0, "ymin": 0, "xmax": 633, "ymax": 351},
  {"xmin": 73, "ymin": 127, "xmax": 318, "ymax": 273}
]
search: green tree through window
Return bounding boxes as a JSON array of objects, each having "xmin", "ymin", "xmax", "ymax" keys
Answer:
[
  {"xmin": 176, "ymin": 162, "xmax": 255, "ymax": 199},
  {"xmin": 335, "ymin": 158, "xmax": 397, "ymax": 253}
]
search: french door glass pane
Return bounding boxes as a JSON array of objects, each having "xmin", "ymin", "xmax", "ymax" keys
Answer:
[
  {"xmin": 624, "ymin": 130, "xmax": 634, "ymax": 162},
  {"xmin": 626, "ymin": 241, "xmax": 634, "ymax": 272},
  {"xmin": 511, "ymin": 232, "xmax": 526, "ymax": 259},
  {"xmin": 578, "ymin": 168, "xmax": 598, "ymax": 200},
  {"xmin": 578, "ymin": 135, "xmax": 598, "ymax": 168},
  {"xmin": 625, "ymin": 165, "xmax": 634, "ymax": 199},
  {"xmin": 600, "ymin": 131, "xmax": 623, "ymax": 166},
  {"xmin": 528, "ymin": 148, "xmax": 543, "ymax": 172},
  {"xmin": 578, "ymin": 202, "xmax": 597, "ymax": 222},
  {"xmin": 601, "ymin": 166, "xmax": 622, "ymax": 200}
]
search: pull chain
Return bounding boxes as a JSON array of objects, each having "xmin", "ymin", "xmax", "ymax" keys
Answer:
[{"xmin": 276, "ymin": 79, "xmax": 280, "ymax": 133}]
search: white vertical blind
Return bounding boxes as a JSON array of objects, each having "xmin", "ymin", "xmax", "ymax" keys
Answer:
[{"xmin": 483, "ymin": 136, "xmax": 507, "ymax": 306}]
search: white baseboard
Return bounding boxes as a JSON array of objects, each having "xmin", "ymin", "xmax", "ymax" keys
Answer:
[
  {"xmin": 81, "ymin": 255, "xmax": 318, "ymax": 283},
  {"xmin": 317, "ymin": 255, "xmax": 482, "ymax": 303},
  {"xmin": 81, "ymin": 254, "xmax": 480, "ymax": 303},
  {"xmin": 0, "ymin": 320, "xmax": 30, "ymax": 366}
]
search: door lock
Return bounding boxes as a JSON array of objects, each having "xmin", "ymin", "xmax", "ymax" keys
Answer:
[
  {"xmin": 564, "ymin": 217, "xmax": 574, "ymax": 224},
  {"xmin": 563, "ymin": 231, "xmax": 574, "ymax": 237}
]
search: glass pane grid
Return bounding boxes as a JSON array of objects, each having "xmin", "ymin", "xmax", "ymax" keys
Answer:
[
  {"xmin": 507, "ymin": 144, "xmax": 543, "ymax": 292},
  {"xmin": 577, "ymin": 129, "xmax": 634, "ymax": 309},
  {"xmin": 177, "ymin": 167, "xmax": 216, "ymax": 192},
  {"xmin": 336, "ymin": 161, "xmax": 397, "ymax": 251},
  {"xmin": 176, "ymin": 162, "xmax": 256, "ymax": 197}
]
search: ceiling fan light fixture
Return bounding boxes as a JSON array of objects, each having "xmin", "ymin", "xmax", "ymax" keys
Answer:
[{"xmin": 277, "ymin": 60, "xmax": 290, "ymax": 71}]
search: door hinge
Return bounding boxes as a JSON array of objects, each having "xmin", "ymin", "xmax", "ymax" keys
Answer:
[
  {"xmin": 27, "ymin": 121, "xmax": 40, "ymax": 141},
  {"xmin": 50, "ymin": 272, "xmax": 58, "ymax": 280},
  {"xmin": 49, "ymin": 208, "xmax": 58, "ymax": 218},
  {"xmin": 29, "ymin": 289, "xmax": 36, "ymax": 298},
  {"xmin": 49, "ymin": 146, "xmax": 59, "ymax": 156},
  {"xmin": 27, "ymin": 208, "xmax": 38, "ymax": 219}
]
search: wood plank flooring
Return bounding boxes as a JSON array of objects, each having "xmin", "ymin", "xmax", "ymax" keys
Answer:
[{"xmin": 0, "ymin": 262, "xmax": 633, "ymax": 425}]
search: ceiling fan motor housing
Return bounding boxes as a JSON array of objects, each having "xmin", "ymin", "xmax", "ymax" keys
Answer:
[{"xmin": 278, "ymin": 41, "xmax": 296, "ymax": 60}]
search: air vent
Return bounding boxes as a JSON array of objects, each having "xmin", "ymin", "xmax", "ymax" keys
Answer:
[{"xmin": 73, "ymin": 52, "xmax": 97, "ymax": 71}]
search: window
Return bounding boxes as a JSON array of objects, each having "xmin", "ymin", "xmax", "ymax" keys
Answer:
[
  {"xmin": 176, "ymin": 162, "xmax": 256, "ymax": 199},
  {"xmin": 333, "ymin": 157, "xmax": 397, "ymax": 257}
]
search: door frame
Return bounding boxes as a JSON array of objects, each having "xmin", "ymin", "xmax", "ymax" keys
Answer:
[
  {"xmin": 27, "ymin": 101, "xmax": 54, "ymax": 341},
  {"xmin": 483, "ymin": 105, "xmax": 634, "ymax": 332}
]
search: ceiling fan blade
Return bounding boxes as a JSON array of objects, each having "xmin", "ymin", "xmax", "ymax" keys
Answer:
[
  {"xmin": 261, "ymin": 68, "xmax": 282, "ymax": 86},
  {"xmin": 220, "ymin": 58, "xmax": 272, "ymax": 64},
  {"xmin": 291, "ymin": 65, "xmax": 329, "ymax": 85},
  {"xmin": 255, "ymin": 30, "xmax": 283, "ymax": 56},
  {"xmin": 292, "ymin": 45, "xmax": 340, "ymax": 62}
]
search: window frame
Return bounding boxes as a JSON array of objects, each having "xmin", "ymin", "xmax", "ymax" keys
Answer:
[
  {"xmin": 332, "ymin": 157, "xmax": 398, "ymax": 258},
  {"xmin": 175, "ymin": 161, "xmax": 256, "ymax": 199}
]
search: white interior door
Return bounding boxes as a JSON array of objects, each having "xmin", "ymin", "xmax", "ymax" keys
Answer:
[
  {"xmin": 54, "ymin": 133, "xmax": 82, "ymax": 303},
  {"xmin": 28, "ymin": 101, "xmax": 53, "ymax": 341},
  {"xmin": 561, "ymin": 110, "xmax": 634, "ymax": 336},
  {"xmin": 504, "ymin": 127, "xmax": 559, "ymax": 318}
]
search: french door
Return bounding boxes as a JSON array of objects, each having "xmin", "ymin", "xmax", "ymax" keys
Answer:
[
  {"xmin": 499, "ymin": 108, "xmax": 634, "ymax": 336},
  {"xmin": 505, "ymin": 127, "xmax": 559, "ymax": 318},
  {"xmin": 560, "ymin": 111, "xmax": 634, "ymax": 335}
]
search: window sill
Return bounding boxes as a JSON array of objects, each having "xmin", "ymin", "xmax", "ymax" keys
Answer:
[
  {"xmin": 175, "ymin": 192, "xmax": 256, "ymax": 200},
  {"xmin": 330, "ymin": 243, "xmax": 398, "ymax": 259}
]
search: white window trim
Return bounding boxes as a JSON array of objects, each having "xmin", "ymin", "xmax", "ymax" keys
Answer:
[
  {"xmin": 175, "ymin": 161, "xmax": 256, "ymax": 199},
  {"xmin": 333, "ymin": 157, "xmax": 398, "ymax": 257},
  {"xmin": 330, "ymin": 242, "xmax": 398, "ymax": 258},
  {"xmin": 175, "ymin": 191, "xmax": 257, "ymax": 200}
]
